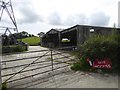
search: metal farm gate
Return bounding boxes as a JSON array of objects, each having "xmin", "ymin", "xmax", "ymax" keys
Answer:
[{"xmin": 1, "ymin": 49, "xmax": 77, "ymax": 88}]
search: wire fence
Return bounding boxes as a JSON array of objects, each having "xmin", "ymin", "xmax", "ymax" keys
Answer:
[{"xmin": 1, "ymin": 49, "xmax": 76, "ymax": 88}]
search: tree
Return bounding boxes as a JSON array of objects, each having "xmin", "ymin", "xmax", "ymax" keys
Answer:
[
  {"xmin": 38, "ymin": 32, "xmax": 45, "ymax": 37},
  {"xmin": 28, "ymin": 34, "xmax": 32, "ymax": 37},
  {"xmin": 21, "ymin": 31, "xmax": 29, "ymax": 38},
  {"xmin": 31, "ymin": 34, "xmax": 35, "ymax": 37}
]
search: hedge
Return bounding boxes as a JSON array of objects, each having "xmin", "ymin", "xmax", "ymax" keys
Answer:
[
  {"xmin": 71, "ymin": 34, "xmax": 120, "ymax": 73},
  {"xmin": 2, "ymin": 45, "xmax": 28, "ymax": 54}
]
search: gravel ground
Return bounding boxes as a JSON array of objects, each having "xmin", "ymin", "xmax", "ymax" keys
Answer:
[
  {"xmin": 1, "ymin": 46, "xmax": 118, "ymax": 88},
  {"xmin": 28, "ymin": 46, "xmax": 49, "ymax": 51},
  {"xmin": 25, "ymin": 68, "xmax": 118, "ymax": 88}
]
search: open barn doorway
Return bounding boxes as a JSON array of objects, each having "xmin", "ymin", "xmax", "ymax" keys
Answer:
[{"xmin": 60, "ymin": 29, "xmax": 77, "ymax": 48}]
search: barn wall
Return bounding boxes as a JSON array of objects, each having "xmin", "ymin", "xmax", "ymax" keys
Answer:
[{"xmin": 41, "ymin": 25, "xmax": 120, "ymax": 49}]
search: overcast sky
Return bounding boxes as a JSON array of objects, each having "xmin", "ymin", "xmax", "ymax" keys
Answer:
[{"xmin": 0, "ymin": 0, "xmax": 119, "ymax": 35}]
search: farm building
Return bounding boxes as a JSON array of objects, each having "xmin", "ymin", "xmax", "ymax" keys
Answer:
[
  {"xmin": 41, "ymin": 25, "xmax": 120, "ymax": 49},
  {"xmin": 41, "ymin": 29, "xmax": 62, "ymax": 48}
]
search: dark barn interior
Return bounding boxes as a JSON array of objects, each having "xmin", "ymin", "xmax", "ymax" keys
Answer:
[{"xmin": 60, "ymin": 29, "xmax": 77, "ymax": 47}]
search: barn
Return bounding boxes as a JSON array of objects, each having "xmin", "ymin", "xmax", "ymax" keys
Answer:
[
  {"xmin": 41, "ymin": 29, "xmax": 62, "ymax": 48},
  {"xmin": 41, "ymin": 25, "xmax": 120, "ymax": 49}
]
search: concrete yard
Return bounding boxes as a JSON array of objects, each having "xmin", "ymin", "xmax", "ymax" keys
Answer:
[{"xmin": 1, "ymin": 46, "xmax": 118, "ymax": 88}]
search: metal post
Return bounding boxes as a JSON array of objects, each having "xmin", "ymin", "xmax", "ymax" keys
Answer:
[
  {"xmin": 0, "ymin": 33, "xmax": 2, "ymax": 90},
  {"xmin": 50, "ymin": 49, "xmax": 53, "ymax": 71}
]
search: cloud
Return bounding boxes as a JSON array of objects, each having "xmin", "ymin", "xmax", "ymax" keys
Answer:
[
  {"xmin": 16, "ymin": 3, "xmax": 43, "ymax": 24},
  {"xmin": 88, "ymin": 11, "xmax": 110, "ymax": 26},
  {"xmin": 13, "ymin": 1, "xmax": 111, "ymax": 27},
  {"xmin": 63, "ymin": 11, "xmax": 110, "ymax": 26},
  {"xmin": 48, "ymin": 12, "xmax": 62, "ymax": 25},
  {"xmin": 64, "ymin": 14, "xmax": 88, "ymax": 26}
]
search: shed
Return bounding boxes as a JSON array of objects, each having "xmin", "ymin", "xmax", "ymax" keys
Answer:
[{"xmin": 41, "ymin": 29, "xmax": 63, "ymax": 48}]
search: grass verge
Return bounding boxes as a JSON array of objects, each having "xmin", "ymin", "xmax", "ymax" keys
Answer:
[{"xmin": 19, "ymin": 36, "xmax": 40, "ymax": 46}]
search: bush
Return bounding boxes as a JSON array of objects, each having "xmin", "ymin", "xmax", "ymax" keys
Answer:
[
  {"xmin": 71, "ymin": 34, "xmax": 120, "ymax": 73},
  {"xmin": 2, "ymin": 82, "xmax": 7, "ymax": 90},
  {"xmin": 2, "ymin": 45, "xmax": 28, "ymax": 54},
  {"xmin": 13, "ymin": 45, "xmax": 27, "ymax": 52}
]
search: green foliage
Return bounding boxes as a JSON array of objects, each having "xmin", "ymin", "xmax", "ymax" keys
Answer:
[
  {"xmin": 20, "ymin": 36, "xmax": 40, "ymax": 46},
  {"xmin": 71, "ymin": 53, "xmax": 92, "ymax": 72},
  {"xmin": 11, "ymin": 31, "xmax": 33, "ymax": 39},
  {"xmin": 71, "ymin": 62, "xmax": 81, "ymax": 71},
  {"xmin": 71, "ymin": 34, "xmax": 120, "ymax": 73},
  {"xmin": 2, "ymin": 82, "xmax": 7, "ymax": 90},
  {"xmin": 2, "ymin": 45, "xmax": 28, "ymax": 54}
]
